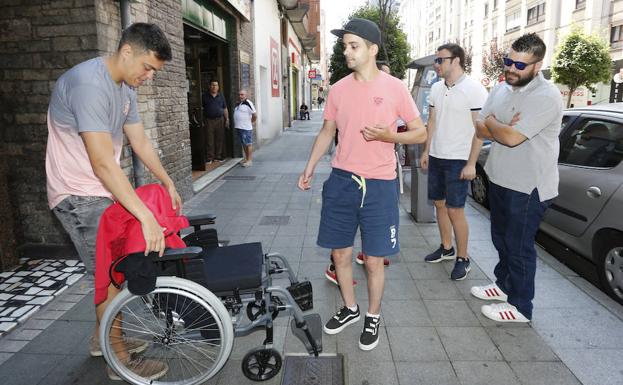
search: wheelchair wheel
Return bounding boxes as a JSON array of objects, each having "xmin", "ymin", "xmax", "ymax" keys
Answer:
[
  {"xmin": 241, "ymin": 347, "xmax": 282, "ymax": 381},
  {"xmin": 100, "ymin": 277, "xmax": 234, "ymax": 385}
]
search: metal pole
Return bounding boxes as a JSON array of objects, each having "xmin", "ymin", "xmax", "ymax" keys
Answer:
[{"xmin": 119, "ymin": 0, "xmax": 147, "ymax": 186}]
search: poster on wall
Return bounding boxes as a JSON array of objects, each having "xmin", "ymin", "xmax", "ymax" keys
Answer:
[{"xmin": 270, "ymin": 37, "xmax": 280, "ymax": 97}]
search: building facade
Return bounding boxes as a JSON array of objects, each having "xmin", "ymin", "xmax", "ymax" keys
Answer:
[{"xmin": 401, "ymin": 0, "xmax": 623, "ymax": 105}]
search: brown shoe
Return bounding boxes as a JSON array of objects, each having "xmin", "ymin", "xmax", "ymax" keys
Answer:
[
  {"xmin": 107, "ymin": 356, "xmax": 169, "ymax": 381},
  {"xmin": 89, "ymin": 335, "xmax": 148, "ymax": 357}
]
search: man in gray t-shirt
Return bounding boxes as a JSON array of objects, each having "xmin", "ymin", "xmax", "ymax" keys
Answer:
[
  {"xmin": 45, "ymin": 23, "xmax": 178, "ymax": 380},
  {"xmin": 469, "ymin": 34, "xmax": 563, "ymax": 324}
]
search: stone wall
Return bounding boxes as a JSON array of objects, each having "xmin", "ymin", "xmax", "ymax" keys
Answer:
[{"xmin": 0, "ymin": 0, "xmax": 101, "ymax": 250}]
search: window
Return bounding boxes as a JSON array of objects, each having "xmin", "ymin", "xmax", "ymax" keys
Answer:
[
  {"xmin": 611, "ymin": 25, "xmax": 623, "ymax": 44},
  {"xmin": 493, "ymin": 0, "xmax": 498, "ymax": 10},
  {"xmin": 485, "ymin": 3, "xmax": 489, "ymax": 16},
  {"xmin": 506, "ymin": 10, "xmax": 520, "ymax": 32},
  {"xmin": 527, "ymin": 3, "xmax": 545, "ymax": 26},
  {"xmin": 575, "ymin": 0, "xmax": 586, "ymax": 10},
  {"xmin": 559, "ymin": 119, "xmax": 623, "ymax": 168}
]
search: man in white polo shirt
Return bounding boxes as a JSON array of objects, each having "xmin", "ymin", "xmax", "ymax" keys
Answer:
[
  {"xmin": 420, "ymin": 43, "xmax": 488, "ymax": 280},
  {"xmin": 233, "ymin": 89, "xmax": 256, "ymax": 167}
]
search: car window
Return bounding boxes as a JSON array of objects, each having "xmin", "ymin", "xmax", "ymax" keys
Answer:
[{"xmin": 559, "ymin": 118, "xmax": 623, "ymax": 168}]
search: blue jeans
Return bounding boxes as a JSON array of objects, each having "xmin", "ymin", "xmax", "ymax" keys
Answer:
[{"xmin": 489, "ymin": 183, "xmax": 551, "ymax": 319}]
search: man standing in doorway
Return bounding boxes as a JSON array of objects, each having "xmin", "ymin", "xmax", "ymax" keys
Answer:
[
  {"xmin": 46, "ymin": 23, "xmax": 180, "ymax": 380},
  {"xmin": 420, "ymin": 43, "xmax": 488, "ymax": 280},
  {"xmin": 233, "ymin": 89, "xmax": 256, "ymax": 167},
  {"xmin": 203, "ymin": 79, "xmax": 229, "ymax": 163},
  {"xmin": 298, "ymin": 18, "xmax": 426, "ymax": 351},
  {"xmin": 471, "ymin": 33, "xmax": 563, "ymax": 323}
]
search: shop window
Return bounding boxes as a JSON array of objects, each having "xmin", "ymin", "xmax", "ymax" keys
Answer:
[{"xmin": 559, "ymin": 119, "xmax": 623, "ymax": 169}]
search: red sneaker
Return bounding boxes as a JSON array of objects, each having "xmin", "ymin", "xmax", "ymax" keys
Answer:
[
  {"xmin": 324, "ymin": 263, "xmax": 357, "ymax": 286},
  {"xmin": 355, "ymin": 252, "xmax": 390, "ymax": 266}
]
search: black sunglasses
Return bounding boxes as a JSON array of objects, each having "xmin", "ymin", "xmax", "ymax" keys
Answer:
[
  {"xmin": 433, "ymin": 56, "xmax": 455, "ymax": 64},
  {"xmin": 503, "ymin": 57, "xmax": 539, "ymax": 70}
]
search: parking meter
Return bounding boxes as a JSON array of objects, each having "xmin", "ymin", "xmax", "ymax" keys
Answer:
[{"xmin": 408, "ymin": 55, "xmax": 438, "ymax": 223}]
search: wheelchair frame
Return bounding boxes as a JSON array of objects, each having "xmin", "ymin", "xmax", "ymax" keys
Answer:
[{"xmin": 99, "ymin": 214, "xmax": 321, "ymax": 385}]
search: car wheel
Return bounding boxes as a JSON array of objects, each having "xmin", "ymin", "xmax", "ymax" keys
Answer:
[
  {"xmin": 470, "ymin": 166, "xmax": 489, "ymax": 209},
  {"xmin": 597, "ymin": 236, "xmax": 623, "ymax": 305}
]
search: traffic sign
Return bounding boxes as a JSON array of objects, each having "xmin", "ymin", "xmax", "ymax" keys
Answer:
[{"xmin": 308, "ymin": 69, "xmax": 316, "ymax": 79}]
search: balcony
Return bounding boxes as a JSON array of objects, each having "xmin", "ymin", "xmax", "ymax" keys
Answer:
[{"xmin": 280, "ymin": 0, "xmax": 320, "ymax": 61}]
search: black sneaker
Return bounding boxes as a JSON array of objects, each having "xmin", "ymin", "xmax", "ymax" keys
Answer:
[
  {"xmin": 450, "ymin": 257, "xmax": 471, "ymax": 280},
  {"xmin": 323, "ymin": 305, "xmax": 360, "ymax": 335},
  {"xmin": 358, "ymin": 315, "xmax": 381, "ymax": 351},
  {"xmin": 424, "ymin": 244, "xmax": 456, "ymax": 263}
]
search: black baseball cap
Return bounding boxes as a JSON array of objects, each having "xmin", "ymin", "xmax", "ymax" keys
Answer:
[{"xmin": 331, "ymin": 18, "xmax": 381, "ymax": 46}]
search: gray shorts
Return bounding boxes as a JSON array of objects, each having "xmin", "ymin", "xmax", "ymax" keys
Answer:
[{"xmin": 52, "ymin": 196, "xmax": 113, "ymax": 275}]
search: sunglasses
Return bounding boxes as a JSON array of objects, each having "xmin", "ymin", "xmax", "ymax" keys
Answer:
[
  {"xmin": 503, "ymin": 57, "xmax": 539, "ymax": 70},
  {"xmin": 433, "ymin": 56, "xmax": 455, "ymax": 64}
]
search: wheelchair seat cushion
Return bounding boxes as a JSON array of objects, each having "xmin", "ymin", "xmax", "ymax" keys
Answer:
[{"xmin": 198, "ymin": 242, "xmax": 264, "ymax": 293}]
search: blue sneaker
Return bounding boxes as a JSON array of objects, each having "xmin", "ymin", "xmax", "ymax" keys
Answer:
[
  {"xmin": 424, "ymin": 245, "xmax": 456, "ymax": 263},
  {"xmin": 450, "ymin": 257, "xmax": 471, "ymax": 280}
]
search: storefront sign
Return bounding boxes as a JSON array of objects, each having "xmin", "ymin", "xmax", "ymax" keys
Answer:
[
  {"xmin": 308, "ymin": 69, "xmax": 316, "ymax": 79},
  {"xmin": 270, "ymin": 37, "xmax": 280, "ymax": 97},
  {"xmin": 181, "ymin": 0, "xmax": 228, "ymax": 41}
]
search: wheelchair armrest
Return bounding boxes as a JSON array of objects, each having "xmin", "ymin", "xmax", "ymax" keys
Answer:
[
  {"xmin": 152, "ymin": 247, "xmax": 203, "ymax": 262},
  {"xmin": 186, "ymin": 213, "xmax": 217, "ymax": 226}
]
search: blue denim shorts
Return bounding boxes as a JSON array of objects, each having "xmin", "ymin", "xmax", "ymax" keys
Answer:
[
  {"xmin": 237, "ymin": 129, "xmax": 253, "ymax": 146},
  {"xmin": 317, "ymin": 168, "xmax": 400, "ymax": 257},
  {"xmin": 52, "ymin": 195, "xmax": 113, "ymax": 275},
  {"xmin": 427, "ymin": 156, "xmax": 469, "ymax": 208}
]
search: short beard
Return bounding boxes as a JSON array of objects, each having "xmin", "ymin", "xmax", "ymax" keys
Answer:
[{"xmin": 504, "ymin": 70, "xmax": 536, "ymax": 87}]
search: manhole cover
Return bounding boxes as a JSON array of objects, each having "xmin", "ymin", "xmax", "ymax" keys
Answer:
[
  {"xmin": 222, "ymin": 175, "xmax": 256, "ymax": 180},
  {"xmin": 281, "ymin": 355, "xmax": 344, "ymax": 385},
  {"xmin": 259, "ymin": 216, "xmax": 290, "ymax": 226}
]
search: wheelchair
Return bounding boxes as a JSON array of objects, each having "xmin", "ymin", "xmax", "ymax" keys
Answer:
[{"xmin": 99, "ymin": 214, "xmax": 323, "ymax": 385}]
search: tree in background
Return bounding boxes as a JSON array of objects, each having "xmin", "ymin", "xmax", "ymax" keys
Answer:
[
  {"xmin": 329, "ymin": 3, "xmax": 410, "ymax": 84},
  {"xmin": 481, "ymin": 40, "xmax": 506, "ymax": 84},
  {"xmin": 551, "ymin": 29, "xmax": 611, "ymax": 108}
]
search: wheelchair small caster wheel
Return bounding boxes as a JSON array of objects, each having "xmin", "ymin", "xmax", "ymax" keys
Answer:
[{"xmin": 241, "ymin": 347, "xmax": 282, "ymax": 381}]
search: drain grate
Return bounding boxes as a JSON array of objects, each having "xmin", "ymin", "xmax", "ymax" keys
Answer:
[
  {"xmin": 222, "ymin": 175, "xmax": 256, "ymax": 180},
  {"xmin": 259, "ymin": 215, "xmax": 290, "ymax": 226},
  {"xmin": 281, "ymin": 355, "xmax": 344, "ymax": 385}
]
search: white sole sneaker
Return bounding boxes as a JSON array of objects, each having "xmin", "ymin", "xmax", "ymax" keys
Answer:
[
  {"xmin": 323, "ymin": 314, "xmax": 360, "ymax": 335},
  {"xmin": 358, "ymin": 337, "xmax": 379, "ymax": 351},
  {"xmin": 470, "ymin": 283, "xmax": 508, "ymax": 301},
  {"xmin": 481, "ymin": 303, "xmax": 529, "ymax": 323}
]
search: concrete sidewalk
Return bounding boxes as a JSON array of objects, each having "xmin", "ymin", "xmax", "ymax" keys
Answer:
[{"xmin": 1, "ymin": 110, "xmax": 623, "ymax": 385}]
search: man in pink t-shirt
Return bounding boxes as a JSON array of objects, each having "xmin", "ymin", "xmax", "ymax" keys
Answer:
[{"xmin": 297, "ymin": 18, "xmax": 427, "ymax": 351}]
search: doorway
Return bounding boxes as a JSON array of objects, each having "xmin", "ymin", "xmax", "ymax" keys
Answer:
[{"xmin": 184, "ymin": 23, "xmax": 232, "ymax": 180}]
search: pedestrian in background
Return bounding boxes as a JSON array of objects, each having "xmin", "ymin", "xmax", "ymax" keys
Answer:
[
  {"xmin": 420, "ymin": 43, "xmax": 488, "ymax": 281},
  {"xmin": 471, "ymin": 33, "xmax": 563, "ymax": 323},
  {"xmin": 233, "ymin": 89, "xmax": 256, "ymax": 167},
  {"xmin": 46, "ymin": 23, "xmax": 179, "ymax": 380},
  {"xmin": 202, "ymin": 79, "xmax": 229, "ymax": 163},
  {"xmin": 300, "ymin": 102, "xmax": 310, "ymax": 120},
  {"xmin": 298, "ymin": 18, "xmax": 426, "ymax": 351}
]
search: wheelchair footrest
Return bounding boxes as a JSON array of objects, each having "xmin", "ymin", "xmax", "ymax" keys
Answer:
[
  {"xmin": 290, "ymin": 313, "xmax": 323, "ymax": 355},
  {"xmin": 287, "ymin": 281, "xmax": 313, "ymax": 311}
]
